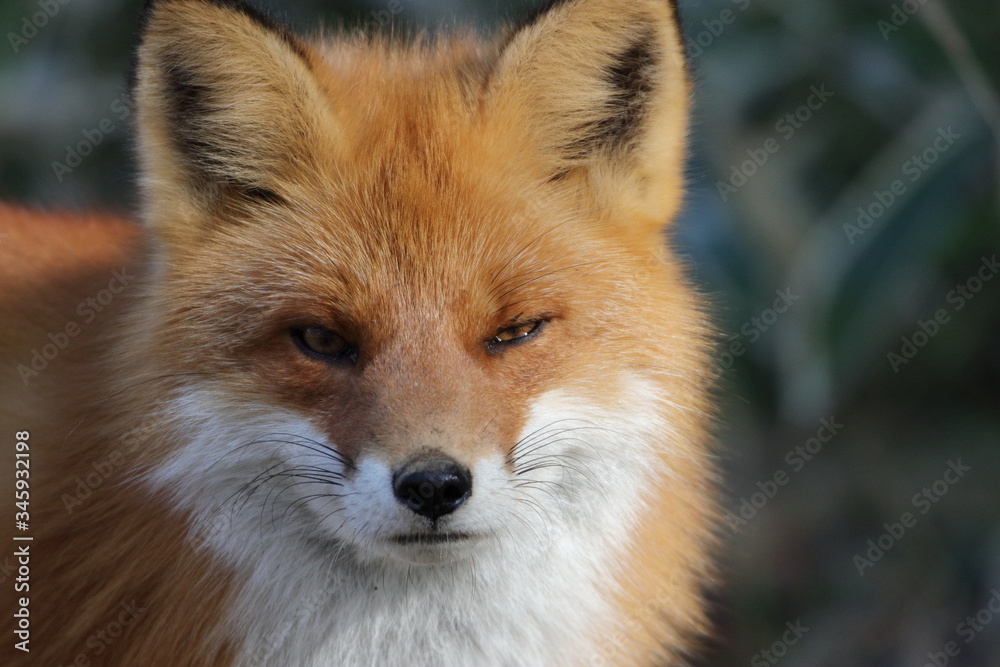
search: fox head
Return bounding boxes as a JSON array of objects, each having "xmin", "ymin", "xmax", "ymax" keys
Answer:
[{"xmin": 128, "ymin": 0, "xmax": 713, "ymax": 607}]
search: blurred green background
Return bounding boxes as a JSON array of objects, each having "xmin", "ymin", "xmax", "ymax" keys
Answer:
[{"xmin": 1, "ymin": 0, "xmax": 998, "ymax": 664}]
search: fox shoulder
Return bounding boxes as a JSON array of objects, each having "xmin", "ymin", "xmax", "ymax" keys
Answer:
[{"xmin": 0, "ymin": 205, "xmax": 139, "ymax": 370}]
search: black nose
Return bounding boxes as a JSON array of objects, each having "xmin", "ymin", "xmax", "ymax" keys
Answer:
[{"xmin": 393, "ymin": 458, "xmax": 472, "ymax": 521}]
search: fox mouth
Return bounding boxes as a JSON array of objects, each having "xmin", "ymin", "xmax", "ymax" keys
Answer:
[{"xmin": 390, "ymin": 532, "xmax": 478, "ymax": 546}]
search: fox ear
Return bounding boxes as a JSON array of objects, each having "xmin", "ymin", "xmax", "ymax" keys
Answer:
[
  {"xmin": 491, "ymin": 0, "xmax": 690, "ymax": 228},
  {"xmin": 133, "ymin": 0, "xmax": 334, "ymax": 240}
]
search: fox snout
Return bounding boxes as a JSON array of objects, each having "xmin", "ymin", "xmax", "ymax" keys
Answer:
[{"xmin": 392, "ymin": 455, "xmax": 473, "ymax": 521}]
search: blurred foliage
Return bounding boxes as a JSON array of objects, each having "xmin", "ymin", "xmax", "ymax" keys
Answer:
[
  {"xmin": 679, "ymin": 1, "xmax": 1000, "ymax": 665},
  {"xmin": 1, "ymin": 0, "xmax": 998, "ymax": 665}
]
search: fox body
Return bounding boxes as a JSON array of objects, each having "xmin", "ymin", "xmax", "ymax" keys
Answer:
[{"xmin": 0, "ymin": 0, "xmax": 718, "ymax": 664}]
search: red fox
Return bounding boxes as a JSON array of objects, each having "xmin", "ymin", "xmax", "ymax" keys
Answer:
[{"xmin": 0, "ymin": 0, "xmax": 719, "ymax": 664}]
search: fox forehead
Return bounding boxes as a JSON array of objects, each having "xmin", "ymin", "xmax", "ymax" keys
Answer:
[
  {"xmin": 186, "ymin": 182, "xmax": 595, "ymax": 329},
  {"xmin": 310, "ymin": 37, "xmax": 524, "ymax": 163},
  {"xmin": 163, "ymin": 42, "xmax": 594, "ymax": 312},
  {"xmin": 274, "ymin": 36, "xmax": 554, "ymax": 207},
  {"xmin": 176, "ymin": 125, "xmax": 627, "ymax": 344}
]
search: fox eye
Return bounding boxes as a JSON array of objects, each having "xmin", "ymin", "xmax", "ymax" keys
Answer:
[
  {"xmin": 487, "ymin": 319, "xmax": 546, "ymax": 354},
  {"xmin": 292, "ymin": 327, "xmax": 358, "ymax": 365}
]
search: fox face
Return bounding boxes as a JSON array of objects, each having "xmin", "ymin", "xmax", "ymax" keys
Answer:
[
  {"xmin": 115, "ymin": 0, "xmax": 717, "ymax": 662},
  {"xmin": 142, "ymin": 147, "xmax": 682, "ymax": 567}
]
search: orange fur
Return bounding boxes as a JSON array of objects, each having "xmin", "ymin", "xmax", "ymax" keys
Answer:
[{"xmin": 0, "ymin": 1, "xmax": 719, "ymax": 664}]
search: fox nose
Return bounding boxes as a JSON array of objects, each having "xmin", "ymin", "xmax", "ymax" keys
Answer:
[{"xmin": 393, "ymin": 457, "xmax": 472, "ymax": 521}]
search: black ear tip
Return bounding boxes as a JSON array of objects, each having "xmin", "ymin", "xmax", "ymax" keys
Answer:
[
  {"xmin": 512, "ymin": 0, "xmax": 575, "ymax": 29},
  {"xmin": 667, "ymin": 0, "xmax": 683, "ymax": 32},
  {"xmin": 127, "ymin": 0, "xmax": 308, "ymax": 109},
  {"xmin": 511, "ymin": 0, "xmax": 684, "ymax": 33},
  {"xmin": 134, "ymin": 0, "xmax": 301, "ymax": 55}
]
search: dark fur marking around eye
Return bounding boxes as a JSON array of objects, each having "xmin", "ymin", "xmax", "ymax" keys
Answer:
[{"xmin": 241, "ymin": 187, "xmax": 286, "ymax": 205}]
